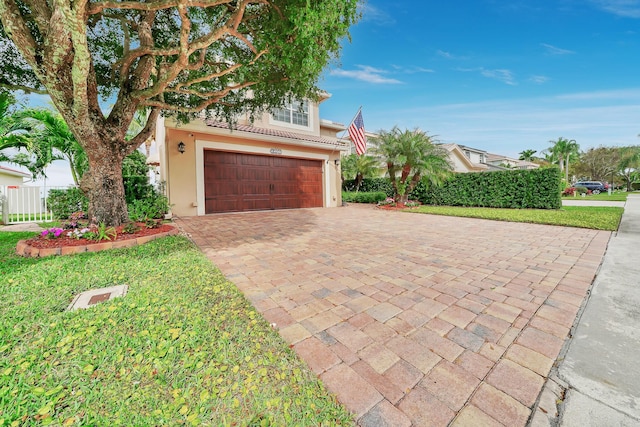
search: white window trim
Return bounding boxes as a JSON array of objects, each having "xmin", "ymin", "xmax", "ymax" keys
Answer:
[
  {"xmin": 268, "ymin": 100, "xmax": 313, "ymax": 131},
  {"xmin": 195, "ymin": 139, "xmax": 329, "ymax": 215}
]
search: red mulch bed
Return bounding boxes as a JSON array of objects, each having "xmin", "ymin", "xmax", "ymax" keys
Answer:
[
  {"xmin": 25, "ymin": 223, "xmax": 175, "ymax": 249},
  {"xmin": 377, "ymin": 204, "xmax": 419, "ymax": 211}
]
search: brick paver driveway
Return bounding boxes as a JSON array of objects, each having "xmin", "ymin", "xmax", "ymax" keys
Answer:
[{"xmin": 176, "ymin": 205, "xmax": 610, "ymax": 427}]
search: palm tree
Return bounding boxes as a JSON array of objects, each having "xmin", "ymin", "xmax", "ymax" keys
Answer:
[
  {"xmin": 618, "ymin": 146, "xmax": 640, "ymax": 191},
  {"xmin": 548, "ymin": 137, "xmax": 579, "ymax": 183},
  {"xmin": 518, "ymin": 149, "xmax": 537, "ymax": 162},
  {"xmin": 370, "ymin": 126, "xmax": 452, "ymax": 204},
  {"xmin": 8, "ymin": 108, "xmax": 88, "ymax": 185},
  {"xmin": 340, "ymin": 154, "xmax": 380, "ymax": 191}
]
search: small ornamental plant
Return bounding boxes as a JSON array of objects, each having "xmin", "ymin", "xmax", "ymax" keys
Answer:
[
  {"xmin": 122, "ymin": 222, "xmax": 141, "ymax": 234},
  {"xmin": 63, "ymin": 211, "xmax": 87, "ymax": 229},
  {"xmin": 41, "ymin": 228, "xmax": 64, "ymax": 239},
  {"xmin": 67, "ymin": 227, "xmax": 92, "ymax": 240},
  {"xmin": 405, "ymin": 200, "xmax": 420, "ymax": 207},
  {"xmin": 378, "ymin": 197, "xmax": 397, "ymax": 207}
]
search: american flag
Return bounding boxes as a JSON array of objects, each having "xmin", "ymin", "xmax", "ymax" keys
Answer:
[{"xmin": 348, "ymin": 110, "xmax": 367, "ymax": 155}]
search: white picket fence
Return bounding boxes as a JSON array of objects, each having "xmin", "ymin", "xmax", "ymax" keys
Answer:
[{"xmin": 0, "ymin": 185, "xmax": 60, "ymax": 224}]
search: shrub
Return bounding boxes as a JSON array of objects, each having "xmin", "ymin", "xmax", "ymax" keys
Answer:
[
  {"xmin": 343, "ymin": 178, "xmax": 394, "ymax": 196},
  {"xmin": 47, "ymin": 188, "xmax": 89, "ymax": 219},
  {"xmin": 574, "ymin": 186, "xmax": 588, "ymax": 195},
  {"xmin": 342, "ymin": 191, "xmax": 387, "ymax": 204},
  {"xmin": 562, "ymin": 187, "xmax": 576, "ymax": 196},
  {"xmin": 127, "ymin": 188, "xmax": 170, "ymax": 221},
  {"xmin": 123, "ymin": 151, "xmax": 154, "ymax": 204},
  {"xmin": 414, "ymin": 168, "xmax": 562, "ymax": 209}
]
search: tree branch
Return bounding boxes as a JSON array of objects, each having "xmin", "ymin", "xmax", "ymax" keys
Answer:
[
  {"xmin": 88, "ymin": 0, "xmax": 233, "ymax": 15},
  {"xmin": 0, "ymin": 82, "xmax": 48, "ymax": 95},
  {"xmin": 0, "ymin": 1, "xmax": 40, "ymax": 66},
  {"xmin": 141, "ymin": 80, "xmax": 255, "ymax": 112}
]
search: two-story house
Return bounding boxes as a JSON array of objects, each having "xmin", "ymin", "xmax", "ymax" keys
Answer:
[
  {"xmin": 439, "ymin": 143, "xmax": 489, "ymax": 173},
  {"xmin": 485, "ymin": 153, "xmax": 540, "ymax": 170},
  {"xmin": 156, "ymin": 93, "xmax": 348, "ymax": 216}
]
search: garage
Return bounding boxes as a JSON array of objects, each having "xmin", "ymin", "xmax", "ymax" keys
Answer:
[{"xmin": 204, "ymin": 150, "xmax": 323, "ymax": 213}]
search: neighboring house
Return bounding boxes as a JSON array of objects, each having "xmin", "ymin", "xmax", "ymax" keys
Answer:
[
  {"xmin": 0, "ymin": 164, "xmax": 31, "ymax": 186},
  {"xmin": 439, "ymin": 143, "xmax": 489, "ymax": 173},
  {"xmin": 486, "ymin": 153, "xmax": 540, "ymax": 170},
  {"xmin": 439, "ymin": 144, "xmax": 540, "ymax": 173},
  {"xmin": 156, "ymin": 94, "xmax": 347, "ymax": 216}
]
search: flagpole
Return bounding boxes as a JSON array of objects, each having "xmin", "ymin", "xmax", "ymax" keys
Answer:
[{"xmin": 329, "ymin": 106, "xmax": 362, "ymax": 159}]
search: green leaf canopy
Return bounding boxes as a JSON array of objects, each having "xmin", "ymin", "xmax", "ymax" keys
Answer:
[{"xmin": 0, "ymin": 0, "xmax": 359, "ymax": 225}]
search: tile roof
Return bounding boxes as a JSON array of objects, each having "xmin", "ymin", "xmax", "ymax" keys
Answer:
[{"xmin": 205, "ymin": 120, "xmax": 347, "ymax": 148}]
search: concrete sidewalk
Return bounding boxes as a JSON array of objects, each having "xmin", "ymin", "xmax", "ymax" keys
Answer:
[{"xmin": 554, "ymin": 194, "xmax": 640, "ymax": 426}]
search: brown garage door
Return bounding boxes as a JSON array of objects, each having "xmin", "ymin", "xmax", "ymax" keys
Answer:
[{"xmin": 204, "ymin": 150, "xmax": 323, "ymax": 213}]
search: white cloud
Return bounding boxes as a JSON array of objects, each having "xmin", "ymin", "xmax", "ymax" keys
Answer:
[
  {"xmin": 541, "ymin": 43, "xmax": 576, "ymax": 55},
  {"xmin": 480, "ymin": 68, "xmax": 517, "ymax": 85},
  {"xmin": 436, "ymin": 50, "xmax": 468, "ymax": 60},
  {"xmin": 555, "ymin": 88, "xmax": 640, "ymax": 101},
  {"xmin": 391, "ymin": 64, "xmax": 435, "ymax": 74},
  {"xmin": 330, "ymin": 65, "xmax": 402, "ymax": 84},
  {"xmin": 359, "ymin": 4, "xmax": 396, "ymax": 25},
  {"xmin": 457, "ymin": 67, "xmax": 517, "ymax": 85},
  {"xmin": 359, "ymin": 89, "xmax": 640, "ymax": 159},
  {"xmin": 529, "ymin": 75, "xmax": 549, "ymax": 84},
  {"xmin": 590, "ymin": 0, "xmax": 640, "ymax": 18}
]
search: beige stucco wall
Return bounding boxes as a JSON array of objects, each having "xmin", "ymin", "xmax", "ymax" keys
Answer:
[
  {"xmin": 0, "ymin": 172, "xmax": 26, "ymax": 186},
  {"xmin": 162, "ymin": 119, "xmax": 343, "ymax": 217}
]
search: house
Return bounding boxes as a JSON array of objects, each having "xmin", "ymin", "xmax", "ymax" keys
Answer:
[
  {"xmin": 156, "ymin": 94, "xmax": 348, "ymax": 216},
  {"xmin": 439, "ymin": 143, "xmax": 489, "ymax": 173},
  {"xmin": 440, "ymin": 144, "xmax": 540, "ymax": 173},
  {"xmin": 0, "ymin": 165, "xmax": 31, "ymax": 186},
  {"xmin": 485, "ymin": 153, "xmax": 539, "ymax": 170}
]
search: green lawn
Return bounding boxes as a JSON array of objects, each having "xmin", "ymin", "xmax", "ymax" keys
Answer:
[
  {"xmin": 0, "ymin": 233, "xmax": 353, "ymax": 427},
  {"xmin": 562, "ymin": 191, "xmax": 629, "ymax": 202},
  {"xmin": 409, "ymin": 205, "xmax": 623, "ymax": 231}
]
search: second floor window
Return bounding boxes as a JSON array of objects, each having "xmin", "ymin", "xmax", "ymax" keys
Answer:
[{"xmin": 272, "ymin": 100, "xmax": 309, "ymax": 127}]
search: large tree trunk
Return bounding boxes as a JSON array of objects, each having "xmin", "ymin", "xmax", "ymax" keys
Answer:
[{"xmin": 80, "ymin": 145, "xmax": 128, "ymax": 226}]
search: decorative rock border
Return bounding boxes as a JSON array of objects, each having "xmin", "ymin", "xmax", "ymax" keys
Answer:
[{"xmin": 16, "ymin": 225, "xmax": 179, "ymax": 258}]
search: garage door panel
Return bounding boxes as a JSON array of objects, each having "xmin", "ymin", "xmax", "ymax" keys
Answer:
[
  {"xmin": 241, "ymin": 155, "xmax": 271, "ymax": 166},
  {"xmin": 205, "ymin": 182, "xmax": 240, "ymax": 197},
  {"xmin": 208, "ymin": 152, "xmax": 238, "ymax": 165},
  {"xmin": 204, "ymin": 150, "xmax": 323, "ymax": 214},
  {"xmin": 241, "ymin": 168, "xmax": 270, "ymax": 181},
  {"xmin": 206, "ymin": 197, "xmax": 239, "ymax": 213},
  {"xmin": 206, "ymin": 166, "xmax": 238, "ymax": 181},
  {"xmin": 240, "ymin": 182, "xmax": 271, "ymax": 196},
  {"xmin": 241, "ymin": 197, "xmax": 273, "ymax": 211}
]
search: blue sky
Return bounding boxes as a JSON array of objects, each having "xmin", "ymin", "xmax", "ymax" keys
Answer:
[
  {"xmin": 319, "ymin": 0, "xmax": 640, "ymax": 158},
  {"xmin": 7, "ymin": 0, "xmax": 640, "ymax": 187}
]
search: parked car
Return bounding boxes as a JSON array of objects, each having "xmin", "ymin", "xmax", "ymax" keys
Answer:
[{"xmin": 574, "ymin": 181, "xmax": 607, "ymax": 194}]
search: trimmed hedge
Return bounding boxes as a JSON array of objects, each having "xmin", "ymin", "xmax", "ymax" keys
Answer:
[
  {"xmin": 343, "ymin": 178, "xmax": 393, "ymax": 196},
  {"xmin": 414, "ymin": 168, "xmax": 562, "ymax": 209},
  {"xmin": 342, "ymin": 191, "xmax": 387, "ymax": 204}
]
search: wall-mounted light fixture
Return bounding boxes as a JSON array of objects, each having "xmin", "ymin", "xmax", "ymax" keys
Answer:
[
  {"xmin": 177, "ymin": 141, "xmax": 186, "ymax": 154},
  {"xmin": 334, "ymin": 159, "xmax": 340, "ymax": 166}
]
